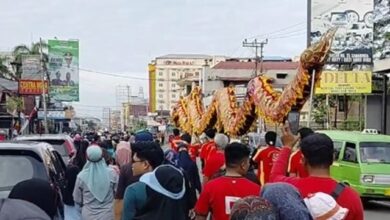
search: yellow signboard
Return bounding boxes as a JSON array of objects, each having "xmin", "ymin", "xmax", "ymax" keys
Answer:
[{"xmin": 315, "ymin": 71, "xmax": 372, "ymax": 94}]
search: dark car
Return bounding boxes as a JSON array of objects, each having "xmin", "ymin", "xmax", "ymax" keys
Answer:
[
  {"xmin": 15, "ymin": 134, "xmax": 76, "ymax": 164},
  {"xmin": 0, "ymin": 141, "xmax": 67, "ymax": 218}
]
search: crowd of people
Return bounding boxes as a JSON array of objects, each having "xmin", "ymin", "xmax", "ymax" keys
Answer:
[{"xmin": 0, "ymin": 122, "xmax": 365, "ymax": 220}]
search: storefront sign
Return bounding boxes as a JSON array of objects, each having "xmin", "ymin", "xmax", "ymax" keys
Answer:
[
  {"xmin": 19, "ymin": 80, "xmax": 48, "ymax": 95},
  {"xmin": 315, "ymin": 71, "xmax": 372, "ymax": 94}
]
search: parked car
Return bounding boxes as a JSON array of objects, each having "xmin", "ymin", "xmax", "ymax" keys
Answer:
[
  {"xmin": 0, "ymin": 141, "xmax": 66, "ymax": 218},
  {"xmin": 318, "ymin": 130, "xmax": 390, "ymax": 202},
  {"xmin": 15, "ymin": 134, "xmax": 76, "ymax": 164}
]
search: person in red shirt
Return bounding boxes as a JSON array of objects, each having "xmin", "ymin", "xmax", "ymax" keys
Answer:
[
  {"xmin": 288, "ymin": 127, "xmax": 314, "ymax": 178},
  {"xmin": 195, "ymin": 142, "xmax": 261, "ymax": 220},
  {"xmin": 170, "ymin": 128, "xmax": 181, "ymax": 152},
  {"xmin": 202, "ymin": 133, "xmax": 229, "ymax": 184},
  {"xmin": 270, "ymin": 122, "xmax": 364, "ymax": 220},
  {"xmin": 199, "ymin": 128, "xmax": 216, "ymax": 168},
  {"xmin": 252, "ymin": 131, "xmax": 280, "ymax": 185}
]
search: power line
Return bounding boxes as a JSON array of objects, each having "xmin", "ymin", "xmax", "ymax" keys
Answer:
[
  {"xmin": 246, "ymin": 22, "xmax": 306, "ymax": 39},
  {"xmin": 80, "ymin": 68, "xmax": 179, "ymax": 82},
  {"xmin": 271, "ymin": 31, "xmax": 307, "ymax": 39},
  {"xmin": 246, "ymin": 2, "xmax": 342, "ymax": 40}
]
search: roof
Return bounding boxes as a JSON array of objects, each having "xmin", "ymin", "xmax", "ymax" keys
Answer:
[
  {"xmin": 213, "ymin": 61, "xmax": 299, "ymax": 70},
  {"xmin": 0, "ymin": 78, "xmax": 18, "ymax": 92},
  {"xmin": 318, "ymin": 130, "xmax": 390, "ymax": 143},
  {"xmin": 156, "ymin": 54, "xmax": 213, "ymax": 59},
  {"xmin": 0, "ymin": 141, "xmax": 54, "ymax": 155},
  {"xmin": 15, "ymin": 134, "xmax": 72, "ymax": 141}
]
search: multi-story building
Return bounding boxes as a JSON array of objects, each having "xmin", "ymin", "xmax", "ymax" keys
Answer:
[{"xmin": 149, "ymin": 54, "xmax": 226, "ymax": 113}]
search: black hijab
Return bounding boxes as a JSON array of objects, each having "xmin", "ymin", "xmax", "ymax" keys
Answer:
[
  {"xmin": 8, "ymin": 178, "xmax": 58, "ymax": 219},
  {"xmin": 135, "ymin": 165, "xmax": 188, "ymax": 220},
  {"xmin": 72, "ymin": 140, "xmax": 89, "ymax": 169}
]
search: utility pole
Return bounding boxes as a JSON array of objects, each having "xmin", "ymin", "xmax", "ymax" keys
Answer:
[
  {"xmin": 39, "ymin": 38, "xmax": 48, "ymax": 134},
  {"xmin": 242, "ymin": 38, "xmax": 268, "ymax": 76},
  {"xmin": 127, "ymin": 85, "xmax": 131, "ymax": 131},
  {"xmin": 243, "ymin": 38, "xmax": 268, "ymax": 133}
]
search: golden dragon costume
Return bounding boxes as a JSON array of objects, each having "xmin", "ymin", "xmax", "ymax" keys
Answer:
[{"xmin": 171, "ymin": 28, "xmax": 336, "ymax": 136}]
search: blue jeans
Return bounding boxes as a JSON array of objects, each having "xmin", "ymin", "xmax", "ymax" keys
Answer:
[{"xmin": 64, "ymin": 204, "xmax": 81, "ymax": 220}]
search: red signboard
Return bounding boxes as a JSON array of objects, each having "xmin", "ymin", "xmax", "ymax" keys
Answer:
[{"xmin": 19, "ymin": 80, "xmax": 48, "ymax": 95}]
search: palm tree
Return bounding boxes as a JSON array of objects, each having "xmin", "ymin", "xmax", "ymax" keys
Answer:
[
  {"xmin": 0, "ymin": 56, "xmax": 13, "ymax": 80},
  {"xmin": 11, "ymin": 41, "xmax": 48, "ymax": 80}
]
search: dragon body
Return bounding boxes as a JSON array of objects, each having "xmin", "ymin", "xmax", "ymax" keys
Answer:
[{"xmin": 172, "ymin": 29, "xmax": 336, "ymax": 136}]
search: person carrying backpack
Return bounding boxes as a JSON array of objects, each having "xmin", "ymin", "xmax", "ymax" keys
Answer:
[{"xmin": 269, "ymin": 122, "xmax": 363, "ymax": 220}]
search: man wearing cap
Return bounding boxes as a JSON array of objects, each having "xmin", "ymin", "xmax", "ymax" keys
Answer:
[
  {"xmin": 270, "ymin": 122, "xmax": 363, "ymax": 220},
  {"xmin": 252, "ymin": 131, "xmax": 280, "ymax": 186}
]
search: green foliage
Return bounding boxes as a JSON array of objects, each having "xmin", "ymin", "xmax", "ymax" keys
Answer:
[
  {"xmin": 131, "ymin": 120, "xmax": 147, "ymax": 132},
  {"xmin": 6, "ymin": 96, "xmax": 24, "ymax": 113}
]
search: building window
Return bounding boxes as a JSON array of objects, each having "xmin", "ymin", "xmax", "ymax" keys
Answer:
[
  {"xmin": 195, "ymin": 72, "xmax": 199, "ymax": 76},
  {"xmin": 159, "ymin": 83, "xmax": 163, "ymax": 87},
  {"xmin": 159, "ymin": 72, "xmax": 163, "ymax": 76},
  {"xmin": 172, "ymin": 72, "xmax": 176, "ymax": 77},
  {"xmin": 159, "ymin": 94, "xmax": 163, "ymax": 98},
  {"xmin": 172, "ymin": 83, "xmax": 176, "ymax": 88},
  {"xmin": 172, "ymin": 94, "xmax": 176, "ymax": 98},
  {"xmin": 276, "ymin": 73, "xmax": 288, "ymax": 79},
  {"xmin": 338, "ymin": 96, "xmax": 347, "ymax": 112}
]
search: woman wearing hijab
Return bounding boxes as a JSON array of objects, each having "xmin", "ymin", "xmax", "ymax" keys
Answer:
[
  {"xmin": 73, "ymin": 145, "xmax": 118, "ymax": 220},
  {"xmin": 116, "ymin": 141, "xmax": 132, "ymax": 168},
  {"xmin": 135, "ymin": 164, "xmax": 188, "ymax": 220},
  {"xmin": 8, "ymin": 178, "xmax": 58, "ymax": 219},
  {"xmin": 71, "ymin": 140, "xmax": 89, "ymax": 170},
  {"xmin": 261, "ymin": 183, "xmax": 313, "ymax": 220},
  {"xmin": 114, "ymin": 141, "xmax": 138, "ymax": 220}
]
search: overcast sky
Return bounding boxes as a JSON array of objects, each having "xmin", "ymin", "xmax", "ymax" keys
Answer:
[{"xmin": 0, "ymin": 0, "xmax": 307, "ymax": 118}]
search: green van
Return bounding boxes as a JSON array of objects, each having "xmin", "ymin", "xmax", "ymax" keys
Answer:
[{"xmin": 318, "ymin": 130, "xmax": 390, "ymax": 201}]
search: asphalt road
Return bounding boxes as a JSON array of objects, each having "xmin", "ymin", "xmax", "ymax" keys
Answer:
[{"xmin": 364, "ymin": 201, "xmax": 390, "ymax": 219}]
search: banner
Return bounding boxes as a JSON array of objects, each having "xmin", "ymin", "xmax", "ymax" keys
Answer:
[
  {"xmin": 48, "ymin": 39, "xmax": 79, "ymax": 101},
  {"xmin": 315, "ymin": 71, "xmax": 372, "ymax": 94},
  {"xmin": 38, "ymin": 110, "xmax": 65, "ymax": 120},
  {"xmin": 19, "ymin": 80, "xmax": 48, "ymax": 95},
  {"xmin": 310, "ymin": 0, "xmax": 374, "ymax": 65},
  {"xmin": 21, "ymin": 55, "xmax": 41, "ymax": 80}
]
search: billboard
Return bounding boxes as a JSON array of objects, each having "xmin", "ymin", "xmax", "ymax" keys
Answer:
[
  {"xmin": 21, "ymin": 55, "xmax": 41, "ymax": 80},
  {"xmin": 315, "ymin": 71, "xmax": 372, "ymax": 94},
  {"xmin": 19, "ymin": 80, "xmax": 48, "ymax": 95},
  {"xmin": 48, "ymin": 39, "xmax": 79, "ymax": 101},
  {"xmin": 310, "ymin": 0, "xmax": 374, "ymax": 64},
  {"xmin": 373, "ymin": 0, "xmax": 390, "ymax": 60}
]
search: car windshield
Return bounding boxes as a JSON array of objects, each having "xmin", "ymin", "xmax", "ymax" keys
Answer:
[
  {"xmin": 359, "ymin": 142, "xmax": 390, "ymax": 163},
  {"xmin": 28, "ymin": 139, "xmax": 67, "ymax": 156},
  {"xmin": 0, "ymin": 154, "xmax": 47, "ymax": 192}
]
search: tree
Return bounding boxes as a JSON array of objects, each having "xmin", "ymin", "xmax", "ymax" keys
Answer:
[
  {"xmin": 0, "ymin": 56, "xmax": 13, "ymax": 80},
  {"xmin": 5, "ymin": 96, "xmax": 24, "ymax": 113},
  {"xmin": 311, "ymin": 94, "xmax": 336, "ymax": 128}
]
